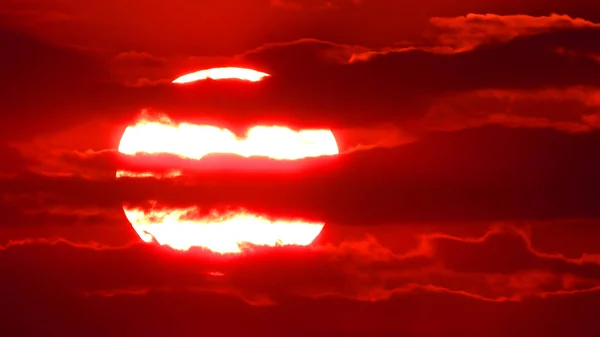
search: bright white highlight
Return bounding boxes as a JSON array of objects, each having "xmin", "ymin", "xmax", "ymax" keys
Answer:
[{"xmin": 172, "ymin": 67, "xmax": 270, "ymax": 84}]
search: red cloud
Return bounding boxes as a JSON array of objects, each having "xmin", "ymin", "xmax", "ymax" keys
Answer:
[
  {"xmin": 2, "ymin": 224, "xmax": 600, "ymax": 304},
  {"xmin": 429, "ymin": 13, "xmax": 600, "ymax": 51}
]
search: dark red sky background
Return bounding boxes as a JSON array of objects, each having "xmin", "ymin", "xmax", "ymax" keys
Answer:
[{"xmin": 2, "ymin": 1, "xmax": 600, "ymax": 336}]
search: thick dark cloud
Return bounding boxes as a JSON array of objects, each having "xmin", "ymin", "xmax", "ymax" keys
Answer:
[
  {"xmin": 429, "ymin": 228, "xmax": 600, "ymax": 279},
  {"xmin": 4, "ymin": 0, "xmax": 600, "ymax": 55},
  {"xmin": 2, "ymin": 225, "xmax": 599, "ymax": 299},
  {"xmin": 0, "ymin": 28, "xmax": 115, "ymax": 140},
  {"xmin": 2, "ymin": 287, "xmax": 600, "ymax": 337},
  {"xmin": 4, "ymin": 23, "xmax": 600, "ymax": 142},
  {"xmin": 126, "ymin": 29, "xmax": 600, "ymax": 130},
  {"xmin": 5, "ymin": 126, "xmax": 598, "ymax": 226}
]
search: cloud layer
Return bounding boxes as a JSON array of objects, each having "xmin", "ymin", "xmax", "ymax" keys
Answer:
[{"xmin": 2, "ymin": 6, "xmax": 600, "ymax": 337}]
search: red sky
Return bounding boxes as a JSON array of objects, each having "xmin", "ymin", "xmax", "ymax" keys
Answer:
[{"xmin": 1, "ymin": 1, "xmax": 600, "ymax": 336}]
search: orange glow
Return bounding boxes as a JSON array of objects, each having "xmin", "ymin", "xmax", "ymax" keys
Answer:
[
  {"xmin": 172, "ymin": 67, "xmax": 269, "ymax": 84},
  {"xmin": 117, "ymin": 115, "xmax": 338, "ymax": 254}
]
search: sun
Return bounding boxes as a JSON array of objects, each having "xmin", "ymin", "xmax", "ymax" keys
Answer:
[
  {"xmin": 172, "ymin": 67, "xmax": 270, "ymax": 84},
  {"xmin": 118, "ymin": 119, "xmax": 339, "ymax": 161},
  {"xmin": 117, "ymin": 68, "xmax": 338, "ymax": 254},
  {"xmin": 117, "ymin": 117, "xmax": 338, "ymax": 253}
]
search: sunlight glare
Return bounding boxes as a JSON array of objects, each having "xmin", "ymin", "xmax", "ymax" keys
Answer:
[{"xmin": 117, "ymin": 114, "xmax": 338, "ymax": 254}]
